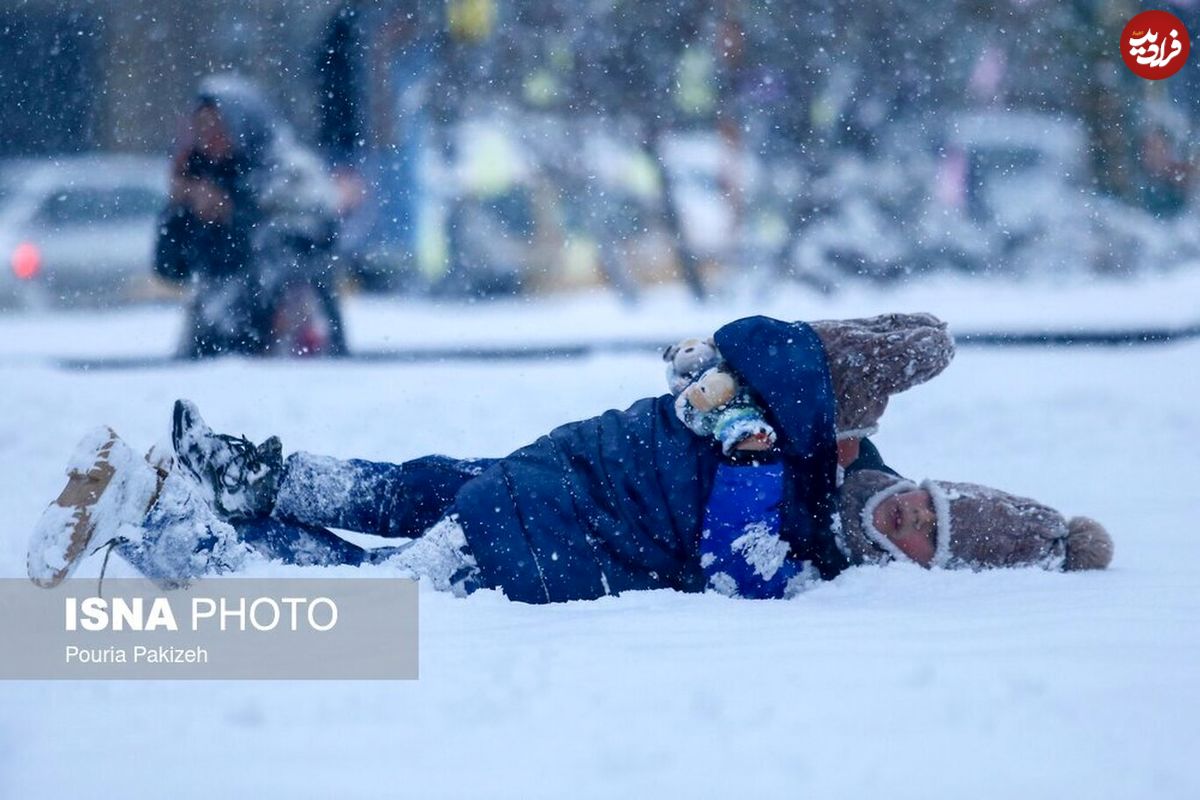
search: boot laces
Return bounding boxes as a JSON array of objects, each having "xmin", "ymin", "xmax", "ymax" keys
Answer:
[
  {"xmin": 91, "ymin": 535, "xmax": 129, "ymax": 598},
  {"xmin": 215, "ymin": 433, "xmax": 265, "ymax": 490}
]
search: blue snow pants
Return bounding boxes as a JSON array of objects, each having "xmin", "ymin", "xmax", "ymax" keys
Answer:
[{"xmin": 237, "ymin": 453, "xmax": 494, "ymax": 566}]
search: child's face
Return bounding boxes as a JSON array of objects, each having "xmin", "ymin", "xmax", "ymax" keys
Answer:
[
  {"xmin": 194, "ymin": 105, "xmax": 233, "ymax": 161},
  {"xmin": 872, "ymin": 489, "xmax": 937, "ymax": 565}
]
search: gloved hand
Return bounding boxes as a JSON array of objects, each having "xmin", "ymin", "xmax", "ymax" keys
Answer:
[
  {"xmin": 673, "ymin": 366, "xmax": 777, "ymax": 455},
  {"xmin": 808, "ymin": 313, "xmax": 955, "ymax": 439}
]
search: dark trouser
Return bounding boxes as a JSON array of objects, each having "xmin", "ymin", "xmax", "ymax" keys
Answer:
[{"xmin": 234, "ymin": 453, "xmax": 494, "ymax": 567}]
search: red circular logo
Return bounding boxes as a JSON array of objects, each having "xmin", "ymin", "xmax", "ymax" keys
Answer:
[{"xmin": 1121, "ymin": 10, "xmax": 1190, "ymax": 80}]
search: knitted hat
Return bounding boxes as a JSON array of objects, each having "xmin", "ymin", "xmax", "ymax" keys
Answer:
[
  {"xmin": 837, "ymin": 469, "xmax": 1114, "ymax": 571},
  {"xmin": 809, "ymin": 313, "xmax": 955, "ymax": 440},
  {"xmin": 923, "ymin": 479, "xmax": 1113, "ymax": 571}
]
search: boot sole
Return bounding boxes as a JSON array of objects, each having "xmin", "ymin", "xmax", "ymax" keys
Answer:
[{"xmin": 27, "ymin": 428, "xmax": 160, "ymax": 588}]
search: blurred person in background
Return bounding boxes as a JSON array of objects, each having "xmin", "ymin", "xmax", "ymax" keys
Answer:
[{"xmin": 155, "ymin": 75, "xmax": 345, "ymax": 357}]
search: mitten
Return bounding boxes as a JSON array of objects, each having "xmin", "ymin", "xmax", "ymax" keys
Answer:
[
  {"xmin": 809, "ymin": 313, "xmax": 954, "ymax": 439},
  {"xmin": 674, "ymin": 366, "xmax": 777, "ymax": 455}
]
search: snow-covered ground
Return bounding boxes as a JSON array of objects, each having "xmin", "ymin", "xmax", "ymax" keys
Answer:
[
  {"xmin": 0, "ymin": 275, "xmax": 1198, "ymax": 798},
  {"xmin": 3, "ymin": 268, "xmax": 1200, "ymax": 362}
]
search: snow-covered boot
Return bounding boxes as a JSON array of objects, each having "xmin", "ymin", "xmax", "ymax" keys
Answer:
[
  {"xmin": 114, "ymin": 464, "xmax": 247, "ymax": 588},
  {"xmin": 28, "ymin": 427, "xmax": 163, "ymax": 587},
  {"xmin": 171, "ymin": 399, "xmax": 283, "ymax": 521}
]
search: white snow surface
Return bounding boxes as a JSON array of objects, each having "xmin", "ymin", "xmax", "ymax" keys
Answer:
[
  {"xmin": 2, "ymin": 267, "xmax": 1200, "ymax": 361},
  {"xmin": 1, "ymin": 277, "xmax": 1199, "ymax": 798}
]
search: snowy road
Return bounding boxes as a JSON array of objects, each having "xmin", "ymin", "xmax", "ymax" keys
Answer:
[{"xmin": 0, "ymin": 288, "xmax": 1198, "ymax": 798}]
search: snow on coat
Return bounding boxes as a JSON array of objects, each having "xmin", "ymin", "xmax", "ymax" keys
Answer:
[{"xmin": 450, "ymin": 317, "xmax": 842, "ymax": 603}]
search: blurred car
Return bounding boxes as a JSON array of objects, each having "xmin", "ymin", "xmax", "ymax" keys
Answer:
[
  {"xmin": 0, "ymin": 154, "xmax": 169, "ymax": 308},
  {"xmin": 943, "ymin": 110, "xmax": 1087, "ymax": 236},
  {"xmin": 788, "ymin": 111, "xmax": 1130, "ymax": 287}
]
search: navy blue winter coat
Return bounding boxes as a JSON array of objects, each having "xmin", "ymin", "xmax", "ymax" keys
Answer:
[{"xmin": 452, "ymin": 316, "xmax": 844, "ymax": 603}]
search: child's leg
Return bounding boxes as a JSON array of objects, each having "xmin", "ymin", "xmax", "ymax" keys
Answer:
[
  {"xmin": 115, "ymin": 465, "xmax": 249, "ymax": 585},
  {"xmin": 272, "ymin": 453, "xmax": 495, "ymax": 539},
  {"xmin": 122, "ymin": 514, "xmax": 379, "ymax": 585},
  {"xmin": 243, "ymin": 513, "xmax": 481, "ymax": 595},
  {"xmin": 118, "ymin": 466, "xmax": 381, "ymax": 582},
  {"xmin": 233, "ymin": 518, "xmax": 370, "ymax": 567}
]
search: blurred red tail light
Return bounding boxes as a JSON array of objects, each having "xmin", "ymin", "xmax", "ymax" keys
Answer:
[{"xmin": 12, "ymin": 242, "xmax": 41, "ymax": 280}]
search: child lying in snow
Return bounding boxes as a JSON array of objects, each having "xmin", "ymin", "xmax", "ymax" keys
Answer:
[{"xmin": 29, "ymin": 315, "xmax": 1112, "ymax": 603}]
